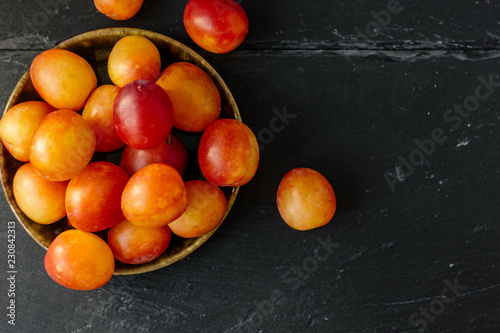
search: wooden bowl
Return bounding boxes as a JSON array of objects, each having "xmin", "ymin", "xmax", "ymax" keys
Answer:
[{"xmin": 0, "ymin": 28, "xmax": 240, "ymax": 275}]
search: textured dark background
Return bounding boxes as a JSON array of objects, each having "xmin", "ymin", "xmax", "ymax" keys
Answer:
[{"xmin": 0, "ymin": 0, "xmax": 499, "ymax": 332}]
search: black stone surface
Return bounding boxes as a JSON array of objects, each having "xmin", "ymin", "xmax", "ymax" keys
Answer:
[{"xmin": 0, "ymin": 1, "xmax": 499, "ymax": 332}]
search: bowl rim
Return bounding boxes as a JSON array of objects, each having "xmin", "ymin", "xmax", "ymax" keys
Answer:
[{"xmin": 0, "ymin": 27, "xmax": 241, "ymax": 275}]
